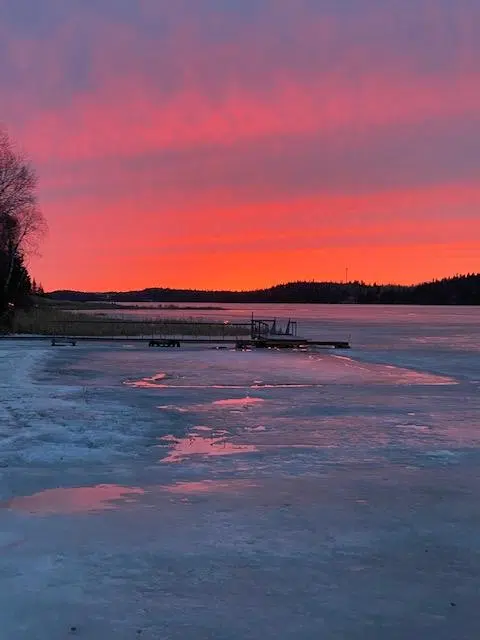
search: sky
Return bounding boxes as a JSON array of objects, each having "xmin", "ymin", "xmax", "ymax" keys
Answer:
[{"xmin": 1, "ymin": 0, "xmax": 479, "ymax": 291}]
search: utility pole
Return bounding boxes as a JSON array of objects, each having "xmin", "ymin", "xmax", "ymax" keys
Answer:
[{"xmin": 345, "ymin": 267, "xmax": 349, "ymax": 283}]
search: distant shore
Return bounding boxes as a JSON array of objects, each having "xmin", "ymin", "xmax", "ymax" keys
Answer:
[
  {"xmin": 46, "ymin": 273, "xmax": 480, "ymax": 305},
  {"xmin": 42, "ymin": 300, "xmax": 227, "ymax": 312}
]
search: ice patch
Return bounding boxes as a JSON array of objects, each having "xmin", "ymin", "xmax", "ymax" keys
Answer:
[
  {"xmin": 125, "ymin": 353, "xmax": 457, "ymax": 393},
  {"xmin": 397, "ymin": 423, "xmax": 432, "ymax": 432},
  {"xmin": 157, "ymin": 404, "xmax": 189, "ymax": 413},
  {"xmin": 165, "ymin": 479, "xmax": 258, "ymax": 494},
  {"xmin": 0, "ymin": 343, "xmax": 153, "ymax": 469},
  {"xmin": 425, "ymin": 450, "xmax": 461, "ymax": 461}
]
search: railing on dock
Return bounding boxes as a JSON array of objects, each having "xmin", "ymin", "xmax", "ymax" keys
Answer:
[
  {"xmin": 44, "ymin": 318, "xmax": 251, "ymax": 341},
  {"xmin": 250, "ymin": 315, "xmax": 298, "ymax": 340}
]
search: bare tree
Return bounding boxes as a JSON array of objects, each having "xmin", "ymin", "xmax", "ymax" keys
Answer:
[{"xmin": 0, "ymin": 128, "xmax": 46, "ymax": 310}]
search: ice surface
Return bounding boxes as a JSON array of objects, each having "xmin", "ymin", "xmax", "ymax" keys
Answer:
[
  {"xmin": 1, "ymin": 306, "xmax": 480, "ymax": 639},
  {"xmin": 0, "ymin": 342, "xmax": 155, "ymax": 471}
]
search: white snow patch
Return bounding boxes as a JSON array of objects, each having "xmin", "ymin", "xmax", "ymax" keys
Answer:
[{"xmin": 0, "ymin": 342, "xmax": 150, "ymax": 473}]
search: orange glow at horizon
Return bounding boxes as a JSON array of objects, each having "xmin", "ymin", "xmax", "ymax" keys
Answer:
[
  {"xmin": 30, "ymin": 243, "xmax": 479, "ymax": 292},
  {"xmin": 30, "ymin": 181, "xmax": 480, "ymax": 290}
]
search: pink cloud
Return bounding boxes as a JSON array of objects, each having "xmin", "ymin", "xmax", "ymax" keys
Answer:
[{"xmin": 2, "ymin": 0, "xmax": 478, "ymax": 289}]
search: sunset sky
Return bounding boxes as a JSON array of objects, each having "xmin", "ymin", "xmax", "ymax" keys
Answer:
[{"xmin": 1, "ymin": 0, "xmax": 479, "ymax": 291}]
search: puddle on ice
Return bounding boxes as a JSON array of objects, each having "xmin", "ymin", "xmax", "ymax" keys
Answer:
[
  {"xmin": 159, "ymin": 430, "xmax": 258, "ymax": 463},
  {"xmin": 7, "ymin": 484, "xmax": 144, "ymax": 515}
]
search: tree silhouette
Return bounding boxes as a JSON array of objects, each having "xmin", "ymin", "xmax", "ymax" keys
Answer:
[{"xmin": 0, "ymin": 128, "xmax": 46, "ymax": 324}]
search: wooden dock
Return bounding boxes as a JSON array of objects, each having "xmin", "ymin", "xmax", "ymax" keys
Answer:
[
  {"xmin": 0, "ymin": 334, "xmax": 350, "ymax": 349},
  {"xmin": 0, "ymin": 315, "xmax": 350, "ymax": 349},
  {"xmin": 235, "ymin": 338, "xmax": 350, "ymax": 350}
]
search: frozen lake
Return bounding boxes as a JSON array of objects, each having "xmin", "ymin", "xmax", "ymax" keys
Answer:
[{"xmin": 1, "ymin": 305, "xmax": 479, "ymax": 638}]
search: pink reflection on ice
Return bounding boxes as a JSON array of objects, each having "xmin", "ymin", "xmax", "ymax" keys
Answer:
[
  {"xmin": 126, "ymin": 372, "xmax": 168, "ymax": 388},
  {"xmin": 8, "ymin": 484, "xmax": 144, "ymax": 515},
  {"xmin": 330, "ymin": 355, "xmax": 456, "ymax": 385},
  {"xmin": 250, "ymin": 383, "xmax": 315, "ymax": 388},
  {"xmin": 127, "ymin": 378, "xmax": 318, "ymax": 390},
  {"xmin": 212, "ymin": 397, "xmax": 264, "ymax": 407},
  {"xmin": 160, "ymin": 431, "xmax": 257, "ymax": 463},
  {"xmin": 165, "ymin": 479, "xmax": 258, "ymax": 494}
]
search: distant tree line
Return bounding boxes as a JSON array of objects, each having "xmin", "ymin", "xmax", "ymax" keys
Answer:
[
  {"xmin": 0, "ymin": 128, "xmax": 45, "ymax": 328},
  {"xmin": 48, "ymin": 273, "xmax": 480, "ymax": 305}
]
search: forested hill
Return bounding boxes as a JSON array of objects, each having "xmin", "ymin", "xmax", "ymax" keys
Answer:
[{"xmin": 47, "ymin": 274, "xmax": 480, "ymax": 305}]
